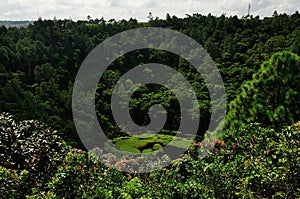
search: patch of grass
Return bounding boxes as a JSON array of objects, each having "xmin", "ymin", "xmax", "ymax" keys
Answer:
[
  {"xmin": 111, "ymin": 133, "xmax": 193, "ymax": 153},
  {"xmin": 142, "ymin": 148, "xmax": 153, "ymax": 153}
]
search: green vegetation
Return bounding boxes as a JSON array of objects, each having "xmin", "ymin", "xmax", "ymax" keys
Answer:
[
  {"xmin": 1, "ymin": 113, "xmax": 299, "ymax": 198},
  {"xmin": 1, "ymin": 12, "xmax": 300, "ymax": 145},
  {"xmin": 225, "ymin": 51, "xmax": 300, "ymax": 131},
  {"xmin": 0, "ymin": 12, "xmax": 300, "ymax": 198},
  {"xmin": 111, "ymin": 133, "xmax": 191, "ymax": 153}
]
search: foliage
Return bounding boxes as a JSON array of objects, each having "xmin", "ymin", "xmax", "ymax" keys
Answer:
[
  {"xmin": 222, "ymin": 123, "xmax": 300, "ymax": 198},
  {"xmin": 1, "ymin": 12, "xmax": 300, "ymax": 198},
  {"xmin": 0, "ymin": 112, "xmax": 299, "ymax": 198},
  {"xmin": 225, "ymin": 51, "xmax": 300, "ymax": 131},
  {"xmin": 0, "ymin": 166, "xmax": 30, "ymax": 198},
  {"xmin": 0, "ymin": 13, "xmax": 300, "ymax": 145},
  {"xmin": 39, "ymin": 149, "xmax": 125, "ymax": 199},
  {"xmin": 0, "ymin": 113, "xmax": 67, "ymax": 197}
]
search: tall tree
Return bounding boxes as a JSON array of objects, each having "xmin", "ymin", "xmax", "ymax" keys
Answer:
[{"xmin": 225, "ymin": 51, "xmax": 300, "ymax": 131}]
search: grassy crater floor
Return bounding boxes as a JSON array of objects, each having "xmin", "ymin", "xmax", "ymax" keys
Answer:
[{"xmin": 110, "ymin": 133, "xmax": 193, "ymax": 153}]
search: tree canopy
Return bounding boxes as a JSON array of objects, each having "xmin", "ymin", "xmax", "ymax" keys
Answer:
[
  {"xmin": 225, "ymin": 51, "xmax": 300, "ymax": 131},
  {"xmin": 0, "ymin": 13, "xmax": 299, "ymax": 146}
]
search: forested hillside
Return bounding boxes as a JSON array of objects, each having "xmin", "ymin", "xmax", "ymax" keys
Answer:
[{"xmin": 0, "ymin": 12, "xmax": 300, "ymax": 198}]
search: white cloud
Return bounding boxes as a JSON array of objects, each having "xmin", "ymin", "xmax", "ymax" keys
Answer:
[{"xmin": 0, "ymin": 0, "xmax": 299, "ymax": 21}]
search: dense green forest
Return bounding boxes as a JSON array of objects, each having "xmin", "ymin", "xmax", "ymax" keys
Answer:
[{"xmin": 0, "ymin": 12, "xmax": 300, "ymax": 198}]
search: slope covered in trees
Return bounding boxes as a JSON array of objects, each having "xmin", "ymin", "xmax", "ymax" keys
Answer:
[
  {"xmin": 0, "ymin": 12, "xmax": 300, "ymax": 146},
  {"xmin": 0, "ymin": 12, "xmax": 300, "ymax": 198}
]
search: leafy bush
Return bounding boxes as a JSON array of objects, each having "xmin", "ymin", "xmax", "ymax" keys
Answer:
[
  {"xmin": 219, "ymin": 123, "xmax": 300, "ymax": 198},
  {"xmin": 33, "ymin": 149, "xmax": 126, "ymax": 199},
  {"xmin": 0, "ymin": 112, "xmax": 67, "ymax": 196},
  {"xmin": 0, "ymin": 166, "xmax": 30, "ymax": 198}
]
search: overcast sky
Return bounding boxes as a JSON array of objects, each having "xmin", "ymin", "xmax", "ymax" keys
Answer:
[{"xmin": 0, "ymin": 0, "xmax": 299, "ymax": 21}]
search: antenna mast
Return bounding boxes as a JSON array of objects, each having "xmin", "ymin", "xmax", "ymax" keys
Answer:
[{"xmin": 248, "ymin": 3, "xmax": 251, "ymax": 16}]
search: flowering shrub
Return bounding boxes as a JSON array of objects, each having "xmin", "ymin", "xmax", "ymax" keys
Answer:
[
  {"xmin": 0, "ymin": 113, "xmax": 67, "ymax": 196},
  {"xmin": 0, "ymin": 166, "xmax": 30, "ymax": 198},
  {"xmin": 219, "ymin": 123, "xmax": 300, "ymax": 198},
  {"xmin": 29, "ymin": 149, "xmax": 129, "ymax": 198}
]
